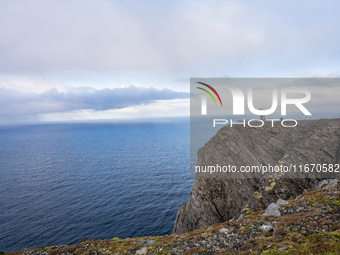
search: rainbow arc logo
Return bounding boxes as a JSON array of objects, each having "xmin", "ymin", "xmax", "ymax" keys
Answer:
[{"xmin": 196, "ymin": 82, "xmax": 223, "ymax": 106}]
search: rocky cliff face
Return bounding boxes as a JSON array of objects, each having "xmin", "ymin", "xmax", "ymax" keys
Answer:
[
  {"xmin": 11, "ymin": 179, "xmax": 340, "ymax": 254},
  {"xmin": 173, "ymin": 118, "xmax": 340, "ymax": 233}
]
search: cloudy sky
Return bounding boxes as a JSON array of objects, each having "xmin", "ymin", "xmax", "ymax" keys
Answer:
[{"xmin": 1, "ymin": 0, "xmax": 340, "ymax": 124}]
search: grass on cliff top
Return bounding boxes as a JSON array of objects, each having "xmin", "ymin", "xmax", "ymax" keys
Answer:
[{"xmin": 7, "ymin": 184, "xmax": 340, "ymax": 255}]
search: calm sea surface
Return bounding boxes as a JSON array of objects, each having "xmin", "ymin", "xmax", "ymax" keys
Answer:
[{"xmin": 0, "ymin": 119, "xmax": 194, "ymax": 252}]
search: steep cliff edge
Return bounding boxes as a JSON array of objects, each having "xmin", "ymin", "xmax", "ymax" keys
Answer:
[
  {"xmin": 173, "ymin": 118, "xmax": 340, "ymax": 233},
  {"xmin": 10, "ymin": 180, "xmax": 340, "ymax": 254}
]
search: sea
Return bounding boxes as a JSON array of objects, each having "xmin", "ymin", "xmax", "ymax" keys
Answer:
[{"xmin": 0, "ymin": 118, "xmax": 195, "ymax": 253}]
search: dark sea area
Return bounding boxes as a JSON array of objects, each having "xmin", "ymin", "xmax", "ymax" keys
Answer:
[{"xmin": 0, "ymin": 119, "xmax": 194, "ymax": 253}]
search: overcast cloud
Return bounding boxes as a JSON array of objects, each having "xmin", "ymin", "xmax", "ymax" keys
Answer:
[
  {"xmin": 1, "ymin": 0, "xmax": 340, "ymax": 77},
  {"xmin": 0, "ymin": 0, "xmax": 340, "ymax": 123},
  {"xmin": 0, "ymin": 86, "xmax": 188, "ymax": 116}
]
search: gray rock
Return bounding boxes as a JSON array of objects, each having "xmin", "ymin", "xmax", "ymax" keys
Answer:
[
  {"xmin": 325, "ymin": 179, "xmax": 339, "ymax": 189},
  {"xmin": 136, "ymin": 239, "xmax": 156, "ymax": 246},
  {"xmin": 276, "ymin": 199, "xmax": 288, "ymax": 206},
  {"xmin": 136, "ymin": 247, "xmax": 147, "ymax": 254},
  {"xmin": 314, "ymin": 179, "xmax": 330, "ymax": 190},
  {"xmin": 174, "ymin": 119, "xmax": 340, "ymax": 233},
  {"xmin": 278, "ymin": 246, "xmax": 288, "ymax": 252},
  {"xmin": 314, "ymin": 179, "xmax": 339, "ymax": 190},
  {"xmin": 260, "ymin": 222, "xmax": 274, "ymax": 231},
  {"xmin": 237, "ymin": 214, "xmax": 244, "ymax": 221},
  {"xmin": 263, "ymin": 203, "xmax": 280, "ymax": 217},
  {"xmin": 219, "ymin": 228, "xmax": 229, "ymax": 233},
  {"xmin": 263, "ymin": 199, "xmax": 288, "ymax": 216}
]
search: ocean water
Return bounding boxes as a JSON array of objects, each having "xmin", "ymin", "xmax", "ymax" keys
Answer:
[{"xmin": 0, "ymin": 119, "xmax": 193, "ymax": 252}]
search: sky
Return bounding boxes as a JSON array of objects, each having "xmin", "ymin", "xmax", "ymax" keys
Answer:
[{"xmin": 0, "ymin": 0, "xmax": 340, "ymax": 124}]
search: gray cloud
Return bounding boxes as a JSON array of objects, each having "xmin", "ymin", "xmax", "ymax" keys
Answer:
[
  {"xmin": 0, "ymin": 86, "xmax": 189, "ymax": 116},
  {"xmin": 2, "ymin": 0, "xmax": 340, "ymax": 77},
  {"xmin": 288, "ymin": 78, "xmax": 340, "ymax": 88},
  {"xmin": 1, "ymin": 0, "xmax": 340, "ymax": 123},
  {"xmin": 295, "ymin": 71, "xmax": 340, "ymax": 78},
  {"xmin": 174, "ymin": 78, "xmax": 190, "ymax": 83},
  {"xmin": 175, "ymin": 75, "xmax": 232, "ymax": 83}
]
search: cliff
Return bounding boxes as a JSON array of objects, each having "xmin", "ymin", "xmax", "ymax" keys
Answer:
[
  {"xmin": 9, "ymin": 180, "xmax": 340, "ymax": 254},
  {"xmin": 173, "ymin": 118, "xmax": 340, "ymax": 233}
]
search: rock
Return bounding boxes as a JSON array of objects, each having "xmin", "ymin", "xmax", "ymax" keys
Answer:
[
  {"xmin": 278, "ymin": 246, "xmax": 288, "ymax": 252},
  {"xmin": 219, "ymin": 228, "xmax": 229, "ymax": 233},
  {"xmin": 263, "ymin": 203, "xmax": 280, "ymax": 217},
  {"xmin": 314, "ymin": 180, "xmax": 330, "ymax": 190},
  {"xmin": 237, "ymin": 214, "xmax": 244, "ymax": 221},
  {"xmin": 325, "ymin": 179, "xmax": 339, "ymax": 189},
  {"xmin": 276, "ymin": 199, "xmax": 288, "ymax": 206},
  {"xmin": 260, "ymin": 222, "xmax": 274, "ymax": 232},
  {"xmin": 314, "ymin": 179, "xmax": 339, "ymax": 190},
  {"xmin": 263, "ymin": 199, "xmax": 288, "ymax": 216},
  {"xmin": 136, "ymin": 247, "xmax": 147, "ymax": 254},
  {"xmin": 174, "ymin": 119, "xmax": 340, "ymax": 233},
  {"xmin": 136, "ymin": 239, "xmax": 156, "ymax": 246}
]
